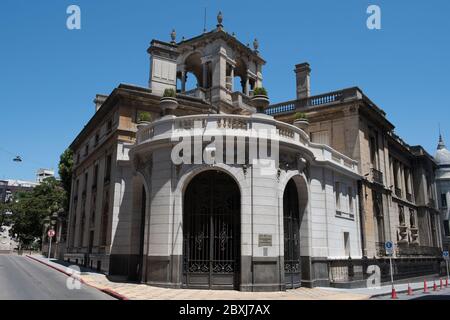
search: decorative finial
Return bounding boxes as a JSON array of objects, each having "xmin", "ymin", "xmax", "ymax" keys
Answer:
[
  {"xmin": 181, "ymin": 36, "xmax": 185, "ymax": 41},
  {"xmin": 438, "ymin": 133, "xmax": 446, "ymax": 150},
  {"xmin": 217, "ymin": 11, "xmax": 223, "ymax": 29},
  {"xmin": 232, "ymin": 32, "xmax": 236, "ymax": 38},
  {"xmin": 253, "ymin": 38, "xmax": 259, "ymax": 52},
  {"xmin": 170, "ymin": 29, "xmax": 176, "ymax": 44}
]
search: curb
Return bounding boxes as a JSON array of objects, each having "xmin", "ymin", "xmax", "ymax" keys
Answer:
[
  {"xmin": 26, "ymin": 255, "xmax": 129, "ymax": 300},
  {"xmin": 369, "ymin": 283, "xmax": 450, "ymax": 298}
]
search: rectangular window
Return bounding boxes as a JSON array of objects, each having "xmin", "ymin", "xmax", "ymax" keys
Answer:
[
  {"xmin": 310, "ymin": 131, "xmax": 330, "ymax": 146},
  {"xmin": 335, "ymin": 181, "xmax": 341, "ymax": 211},
  {"xmin": 348, "ymin": 186, "xmax": 353, "ymax": 213},
  {"xmin": 444, "ymin": 220, "xmax": 450, "ymax": 237},
  {"xmin": 93, "ymin": 164, "xmax": 99, "ymax": 189},
  {"xmin": 344, "ymin": 232, "xmax": 350, "ymax": 257},
  {"xmin": 106, "ymin": 120, "xmax": 112, "ymax": 133},
  {"xmin": 104, "ymin": 154, "xmax": 112, "ymax": 184},
  {"xmin": 83, "ymin": 172, "xmax": 88, "ymax": 196},
  {"xmin": 442, "ymin": 194, "xmax": 448, "ymax": 208}
]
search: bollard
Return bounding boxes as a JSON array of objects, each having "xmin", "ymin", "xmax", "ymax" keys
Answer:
[
  {"xmin": 407, "ymin": 283, "xmax": 414, "ymax": 296},
  {"xmin": 391, "ymin": 287, "xmax": 398, "ymax": 299},
  {"xmin": 424, "ymin": 279, "xmax": 429, "ymax": 293}
]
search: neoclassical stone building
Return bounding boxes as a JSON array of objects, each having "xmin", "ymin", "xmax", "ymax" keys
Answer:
[
  {"xmin": 65, "ymin": 14, "xmax": 362, "ymax": 291},
  {"xmin": 65, "ymin": 13, "xmax": 443, "ymax": 290}
]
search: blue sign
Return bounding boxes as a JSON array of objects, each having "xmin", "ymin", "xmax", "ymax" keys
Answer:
[
  {"xmin": 385, "ymin": 241, "xmax": 394, "ymax": 255},
  {"xmin": 443, "ymin": 251, "xmax": 449, "ymax": 260}
]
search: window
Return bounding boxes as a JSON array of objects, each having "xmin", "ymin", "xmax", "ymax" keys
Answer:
[
  {"xmin": 84, "ymin": 144, "xmax": 89, "ymax": 156},
  {"xmin": 442, "ymin": 194, "xmax": 448, "ymax": 208},
  {"xmin": 344, "ymin": 232, "xmax": 350, "ymax": 257},
  {"xmin": 444, "ymin": 220, "xmax": 450, "ymax": 237},
  {"xmin": 104, "ymin": 155, "xmax": 112, "ymax": 184},
  {"xmin": 369, "ymin": 134, "xmax": 379, "ymax": 170},
  {"xmin": 93, "ymin": 164, "xmax": 99, "ymax": 189},
  {"xmin": 83, "ymin": 172, "xmax": 88, "ymax": 196},
  {"xmin": 95, "ymin": 132, "xmax": 99, "ymax": 146},
  {"xmin": 348, "ymin": 186, "xmax": 353, "ymax": 213},
  {"xmin": 106, "ymin": 120, "xmax": 112, "ymax": 133},
  {"xmin": 310, "ymin": 131, "xmax": 330, "ymax": 145},
  {"xmin": 335, "ymin": 182, "xmax": 341, "ymax": 211},
  {"xmin": 76, "ymin": 153, "xmax": 80, "ymax": 165}
]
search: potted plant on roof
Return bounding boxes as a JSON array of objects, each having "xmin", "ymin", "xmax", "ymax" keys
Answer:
[
  {"xmin": 160, "ymin": 88, "xmax": 178, "ymax": 116},
  {"xmin": 293, "ymin": 112, "xmax": 309, "ymax": 131},
  {"xmin": 136, "ymin": 111, "xmax": 152, "ymax": 130},
  {"xmin": 251, "ymin": 87, "xmax": 270, "ymax": 113}
]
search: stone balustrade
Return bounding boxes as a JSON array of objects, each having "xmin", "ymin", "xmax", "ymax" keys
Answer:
[{"xmin": 136, "ymin": 114, "xmax": 358, "ymax": 173}]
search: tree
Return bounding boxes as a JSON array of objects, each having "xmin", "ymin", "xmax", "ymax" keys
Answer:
[
  {"xmin": 8, "ymin": 178, "xmax": 66, "ymax": 249},
  {"xmin": 58, "ymin": 148, "xmax": 73, "ymax": 211},
  {"xmin": 0, "ymin": 202, "xmax": 12, "ymax": 227}
]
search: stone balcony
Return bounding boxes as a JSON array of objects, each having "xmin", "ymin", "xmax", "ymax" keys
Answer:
[{"xmin": 134, "ymin": 114, "xmax": 358, "ymax": 174}]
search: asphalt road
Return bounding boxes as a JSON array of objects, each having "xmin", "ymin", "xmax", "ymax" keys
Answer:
[{"xmin": 0, "ymin": 254, "xmax": 114, "ymax": 300}]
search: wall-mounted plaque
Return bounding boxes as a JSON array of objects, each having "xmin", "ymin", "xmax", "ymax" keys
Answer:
[{"xmin": 258, "ymin": 234, "xmax": 272, "ymax": 247}]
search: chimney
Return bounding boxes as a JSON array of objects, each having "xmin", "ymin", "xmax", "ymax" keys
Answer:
[
  {"xmin": 295, "ymin": 63, "xmax": 311, "ymax": 100},
  {"xmin": 94, "ymin": 94, "xmax": 108, "ymax": 112}
]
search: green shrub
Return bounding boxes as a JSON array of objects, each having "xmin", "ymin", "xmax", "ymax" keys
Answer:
[
  {"xmin": 163, "ymin": 88, "xmax": 176, "ymax": 98},
  {"xmin": 137, "ymin": 111, "xmax": 152, "ymax": 122},
  {"xmin": 253, "ymin": 87, "xmax": 268, "ymax": 96},
  {"xmin": 294, "ymin": 112, "xmax": 307, "ymax": 120}
]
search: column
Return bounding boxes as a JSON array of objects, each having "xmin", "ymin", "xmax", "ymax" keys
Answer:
[
  {"xmin": 202, "ymin": 63, "xmax": 208, "ymax": 88},
  {"xmin": 230, "ymin": 66, "xmax": 234, "ymax": 92},
  {"xmin": 245, "ymin": 77, "xmax": 250, "ymax": 96}
]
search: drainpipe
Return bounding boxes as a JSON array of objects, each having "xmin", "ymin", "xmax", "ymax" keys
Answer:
[{"xmin": 358, "ymin": 180, "xmax": 367, "ymax": 258}]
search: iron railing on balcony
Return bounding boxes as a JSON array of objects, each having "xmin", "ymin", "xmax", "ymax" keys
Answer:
[
  {"xmin": 396, "ymin": 245, "xmax": 441, "ymax": 257},
  {"xmin": 371, "ymin": 168, "xmax": 384, "ymax": 185}
]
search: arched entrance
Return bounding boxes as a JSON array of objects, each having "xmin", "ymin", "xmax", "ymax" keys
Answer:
[
  {"xmin": 283, "ymin": 178, "xmax": 303, "ymax": 289},
  {"xmin": 183, "ymin": 170, "xmax": 240, "ymax": 290}
]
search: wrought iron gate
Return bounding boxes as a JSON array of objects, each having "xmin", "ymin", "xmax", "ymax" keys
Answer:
[
  {"xmin": 183, "ymin": 171, "xmax": 240, "ymax": 289},
  {"xmin": 284, "ymin": 179, "xmax": 301, "ymax": 289}
]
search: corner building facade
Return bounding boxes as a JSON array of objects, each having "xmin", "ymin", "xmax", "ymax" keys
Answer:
[{"xmin": 65, "ymin": 16, "xmax": 363, "ymax": 291}]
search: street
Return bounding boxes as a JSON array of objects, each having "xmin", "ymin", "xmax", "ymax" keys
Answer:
[{"xmin": 0, "ymin": 254, "xmax": 114, "ymax": 300}]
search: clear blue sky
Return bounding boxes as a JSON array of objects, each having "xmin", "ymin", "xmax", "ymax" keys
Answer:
[{"xmin": 1, "ymin": 0, "xmax": 449, "ymax": 181}]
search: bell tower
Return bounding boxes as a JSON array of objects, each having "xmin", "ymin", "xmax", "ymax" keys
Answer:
[{"xmin": 148, "ymin": 12, "xmax": 266, "ymax": 114}]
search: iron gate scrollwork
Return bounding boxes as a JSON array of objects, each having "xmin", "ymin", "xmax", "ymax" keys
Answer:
[
  {"xmin": 183, "ymin": 171, "xmax": 240, "ymax": 289},
  {"xmin": 284, "ymin": 179, "xmax": 301, "ymax": 289}
]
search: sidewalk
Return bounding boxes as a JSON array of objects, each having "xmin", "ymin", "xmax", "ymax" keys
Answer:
[{"xmin": 28, "ymin": 254, "xmax": 431, "ymax": 300}]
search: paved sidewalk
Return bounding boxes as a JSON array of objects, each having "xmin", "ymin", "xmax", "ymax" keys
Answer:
[{"xmin": 32, "ymin": 254, "xmax": 439, "ymax": 300}]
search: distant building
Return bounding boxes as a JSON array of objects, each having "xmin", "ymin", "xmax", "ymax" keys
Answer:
[
  {"xmin": 435, "ymin": 135, "xmax": 450, "ymax": 251},
  {"xmin": 36, "ymin": 168, "xmax": 55, "ymax": 183},
  {"xmin": 0, "ymin": 179, "xmax": 38, "ymax": 203}
]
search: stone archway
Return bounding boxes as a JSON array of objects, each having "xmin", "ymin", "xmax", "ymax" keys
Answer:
[{"xmin": 183, "ymin": 170, "xmax": 241, "ymax": 290}]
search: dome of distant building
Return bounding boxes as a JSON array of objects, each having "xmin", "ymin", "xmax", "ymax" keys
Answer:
[
  {"xmin": 435, "ymin": 135, "xmax": 450, "ymax": 166},
  {"xmin": 435, "ymin": 135, "xmax": 450, "ymax": 180}
]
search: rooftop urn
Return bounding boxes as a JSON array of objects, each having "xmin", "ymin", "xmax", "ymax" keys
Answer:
[
  {"xmin": 136, "ymin": 111, "xmax": 152, "ymax": 131},
  {"xmin": 293, "ymin": 112, "xmax": 310, "ymax": 132},
  {"xmin": 160, "ymin": 88, "xmax": 178, "ymax": 115},
  {"xmin": 251, "ymin": 87, "xmax": 270, "ymax": 113}
]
